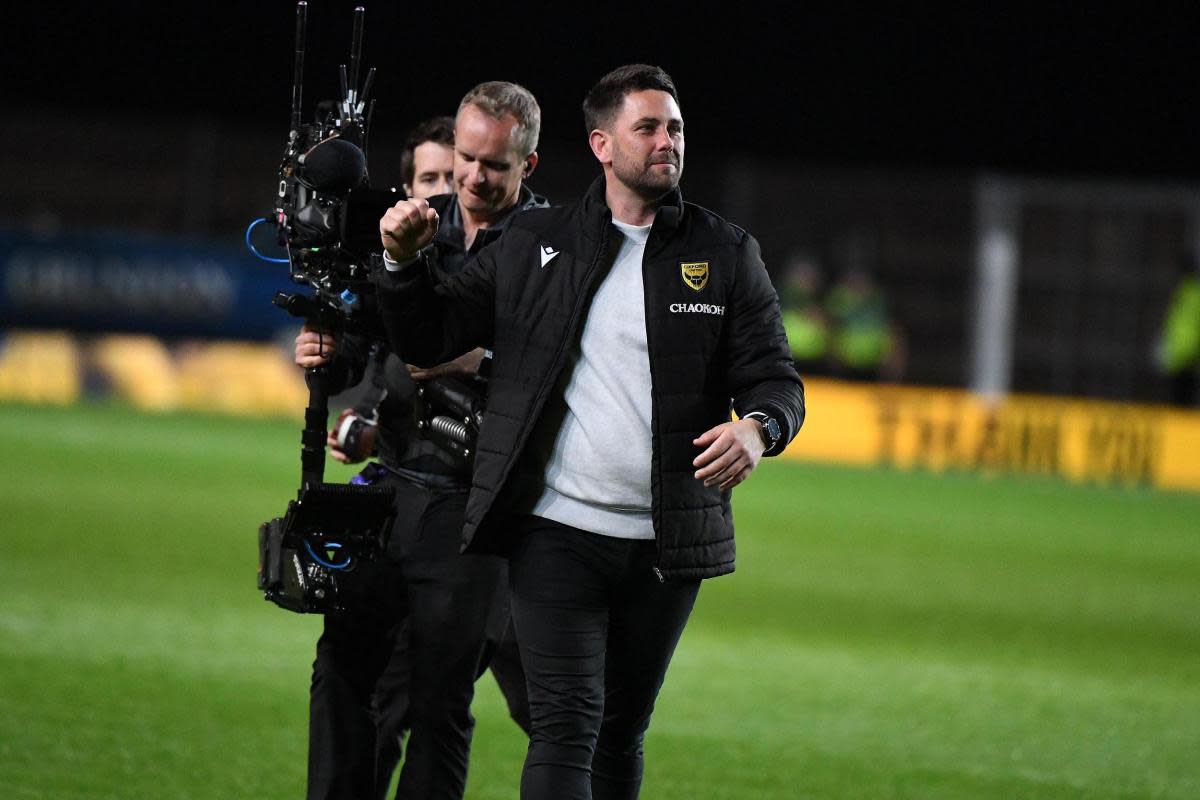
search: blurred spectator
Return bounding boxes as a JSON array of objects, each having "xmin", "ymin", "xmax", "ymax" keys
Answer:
[
  {"xmin": 778, "ymin": 251, "xmax": 831, "ymax": 376},
  {"xmin": 1155, "ymin": 251, "xmax": 1200, "ymax": 406},
  {"xmin": 826, "ymin": 266, "xmax": 906, "ymax": 382}
]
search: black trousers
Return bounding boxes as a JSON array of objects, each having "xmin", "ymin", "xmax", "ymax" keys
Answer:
[
  {"xmin": 307, "ymin": 470, "xmax": 517, "ymax": 800},
  {"xmin": 508, "ymin": 516, "xmax": 701, "ymax": 800}
]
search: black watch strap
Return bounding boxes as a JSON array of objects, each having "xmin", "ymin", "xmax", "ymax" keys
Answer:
[{"xmin": 744, "ymin": 411, "xmax": 781, "ymax": 450}]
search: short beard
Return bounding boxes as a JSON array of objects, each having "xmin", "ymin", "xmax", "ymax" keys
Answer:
[{"xmin": 617, "ymin": 160, "xmax": 682, "ymax": 202}]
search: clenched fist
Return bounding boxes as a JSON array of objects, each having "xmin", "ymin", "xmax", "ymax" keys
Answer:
[{"xmin": 380, "ymin": 198, "xmax": 440, "ymax": 262}]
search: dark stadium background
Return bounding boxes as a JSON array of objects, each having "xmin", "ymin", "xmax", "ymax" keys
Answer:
[
  {"xmin": 7, "ymin": 2, "xmax": 1199, "ymax": 402},
  {"xmin": 3, "ymin": 0, "xmax": 1199, "ymax": 398},
  {"xmin": 6, "ymin": 3, "xmax": 1198, "ymax": 179}
]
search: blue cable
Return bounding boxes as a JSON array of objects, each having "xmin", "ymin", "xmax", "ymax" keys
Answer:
[
  {"xmin": 305, "ymin": 540, "xmax": 354, "ymax": 570},
  {"xmin": 245, "ymin": 218, "xmax": 291, "ymax": 263}
]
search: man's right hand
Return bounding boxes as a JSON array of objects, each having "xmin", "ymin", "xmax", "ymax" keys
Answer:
[
  {"xmin": 380, "ymin": 198, "xmax": 440, "ymax": 262},
  {"xmin": 327, "ymin": 407, "xmax": 374, "ymax": 464},
  {"xmin": 295, "ymin": 323, "xmax": 337, "ymax": 369}
]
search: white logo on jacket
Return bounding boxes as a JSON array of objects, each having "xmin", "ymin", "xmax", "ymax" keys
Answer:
[
  {"xmin": 539, "ymin": 243, "xmax": 560, "ymax": 268},
  {"xmin": 669, "ymin": 303, "xmax": 725, "ymax": 316}
]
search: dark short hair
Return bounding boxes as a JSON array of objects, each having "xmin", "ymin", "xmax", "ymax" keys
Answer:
[
  {"xmin": 582, "ymin": 64, "xmax": 680, "ymax": 134},
  {"xmin": 400, "ymin": 116, "xmax": 456, "ymax": 186},
  {"xmin": 458, "ymin": 81, "xmax": 542, "ymax": 157}
]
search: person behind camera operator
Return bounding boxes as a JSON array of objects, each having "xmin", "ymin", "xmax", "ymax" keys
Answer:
[
  {"xmin": 401, "ymin": 116, "xmax": 456, "ymax": 201},
  {"xmin": 294, "ymin": 84, "xmax": 548, "ymax": 800},
  {"xmin": 371, "ymin": 64, "xmax": 805, "ymax": 799}
]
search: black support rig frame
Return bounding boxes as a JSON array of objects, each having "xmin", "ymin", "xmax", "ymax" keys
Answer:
[{"xmin": 257, "ymin": 3, "xmax": 397, "ymax": 615}]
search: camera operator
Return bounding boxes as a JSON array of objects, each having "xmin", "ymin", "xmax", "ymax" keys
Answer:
[
  {"xmin": 294, "ymin": 84, "xmax": 547, "ymax": 800},
  {"xmin": 296, "ymin": 116, "xmax": 457, "ymax": 464}
]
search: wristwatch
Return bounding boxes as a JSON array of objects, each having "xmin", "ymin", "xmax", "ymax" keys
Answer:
[{"xmin": 743, "ymin": 411, "xmax": 781, "ymax": 451}]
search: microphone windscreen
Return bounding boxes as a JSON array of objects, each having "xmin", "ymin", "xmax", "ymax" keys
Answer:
[{"xmin": 301, "ymin": 138, "xmax": 367, "ymax": 193}]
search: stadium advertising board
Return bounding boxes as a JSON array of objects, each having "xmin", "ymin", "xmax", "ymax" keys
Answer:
[
  {"xmin": 785, "ymin": 379, "xmax": 1200, "ymax": 492},
  {"xmin": 0, "ymin": 229, "xmax": 295, "ymax": 341}
]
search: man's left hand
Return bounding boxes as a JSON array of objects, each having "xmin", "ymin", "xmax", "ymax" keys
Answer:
[
  {"xmin": 294, "ymin": 323, "xmax": 336, "ymax": 369},
  {"xmin": 692, "ymin": 419, "xmax": 765, "ymax": 491},
  {"xmin": 408, "ymin": 348, "xmax": 486, "ymax": 381}
]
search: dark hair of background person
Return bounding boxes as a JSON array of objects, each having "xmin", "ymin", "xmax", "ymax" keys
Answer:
[{"xmin": 399, "ymin": 116, "xmax": 456, "ymax": 187}]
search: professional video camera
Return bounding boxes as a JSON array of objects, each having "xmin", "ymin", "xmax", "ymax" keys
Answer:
[
  {"xmin": 255, "ymin": 2, "xmax": 397, "ymax": 615},
  {"xmin": 260, "ymin": 1, "xmax": 399, "ymax": 338}
]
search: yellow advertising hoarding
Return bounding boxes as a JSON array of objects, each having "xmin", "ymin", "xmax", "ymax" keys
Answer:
[
  {"xmin": 0, "ymin": 331, "xmax": 308, "ymax": 418},
  {"xmin": 3, "ymin": 333, "xmax": 1199, "ymax": 492},
  {"xmin": 783, "ymin": 378, "xmax": 1200, "ymax": 492}
]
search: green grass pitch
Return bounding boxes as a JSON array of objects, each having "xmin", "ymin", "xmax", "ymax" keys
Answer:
[{"xmin": 1, "ymin": 402, "xmax": 1198, "ymax": 799}]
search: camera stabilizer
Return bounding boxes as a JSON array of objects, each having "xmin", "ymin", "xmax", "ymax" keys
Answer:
[
  {"xmin": 255, "ymin": 2, "xmax": 397, "ymax": 615},
  {"xmin": 269, "ymin": 1, "xmax": 397, "ymax": 336}
]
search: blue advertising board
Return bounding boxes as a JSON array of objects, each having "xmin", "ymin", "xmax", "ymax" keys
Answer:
[{"xmin": 0, "ymin": 228, "xmax": 306, "ymax": 341}]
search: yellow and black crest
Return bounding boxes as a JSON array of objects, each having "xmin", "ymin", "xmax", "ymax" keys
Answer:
[{"xmin": 680, "ymin": 261, "xmax": 709, "ymax": 291}]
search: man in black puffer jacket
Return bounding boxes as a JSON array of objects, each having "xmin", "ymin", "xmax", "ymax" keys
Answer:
[{"xmin": 374, "ymin": 65, "xmax": 804, "ymax": 799}]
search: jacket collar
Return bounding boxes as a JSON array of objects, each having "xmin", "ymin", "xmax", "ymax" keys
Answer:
[
  {"xmin": 433, "ymin": 183, "xmax": 548, "ymax": 251},
  {"xmin": 581, "ymin": 174, "xmax": 684, "ymax": 240}
]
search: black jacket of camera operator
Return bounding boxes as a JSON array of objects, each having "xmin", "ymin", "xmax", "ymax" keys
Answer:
[
  {"xmin": 372, "ymin": 176, "xmax": 805, "ymax": 579},
  {"xmin": 329, "ymin": 186, "xmax": 549, "ymax": 481}
]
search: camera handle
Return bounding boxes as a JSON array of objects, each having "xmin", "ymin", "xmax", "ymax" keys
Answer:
[
  {"xmin": 302, "ymin": 365, "xmax": 331, "ymax": 488},
  {"xmin": 275, "ymin": 290, "xmax": 343, "ymax": 489}
]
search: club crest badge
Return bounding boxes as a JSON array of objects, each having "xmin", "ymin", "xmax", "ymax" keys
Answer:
[{"xmin": 680, "ymin": 261, "xmax": 709, "ymax": 291}]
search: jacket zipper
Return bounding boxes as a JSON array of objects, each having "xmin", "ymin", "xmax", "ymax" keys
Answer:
[
  {"xmin": 642, "ymin": 224, "xmax": 667, "ymax": 582},
  {"xmin": 492, "ymin": 216, "xmax": 614, "ymax": 506}
]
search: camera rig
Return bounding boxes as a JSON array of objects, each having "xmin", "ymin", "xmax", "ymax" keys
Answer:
[
  {"xmin": 255, "ymin": 2, "xmax": 397, "ymax": 615},
  {"xmin": 269, "ymin": 1, "xmax": 398, "ymax": 337}
]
